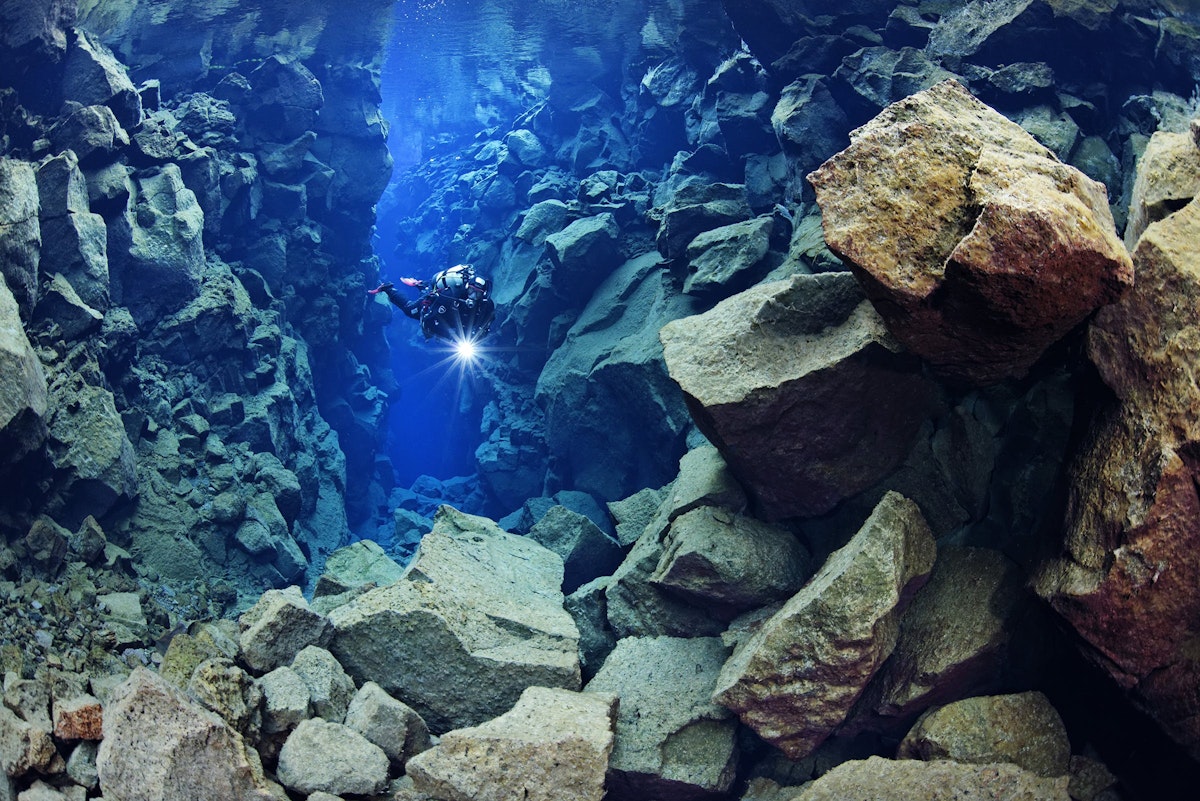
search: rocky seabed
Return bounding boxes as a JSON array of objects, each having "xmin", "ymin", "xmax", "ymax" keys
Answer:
[{"xmin": 5, "ymin": 1, "xmax": 1200, "ymax": 800}]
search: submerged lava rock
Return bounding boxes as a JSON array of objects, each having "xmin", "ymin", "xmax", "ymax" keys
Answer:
[
  {"xmin": 585, "ymin": 636, "xmax": 738, "ymax": 800},
  {"xmin": 808, "ymin": 79, "xmax": 1132, "ymax": 385},
  {"xmin": 408, "ymin": 687, "xmax": 616, "ymax": 801},
  {"xmin": 96, "ymin": 668, "xmax": 275, "ymax": 801},
  {"xmin": 660, "ymin": 271, "xmax": 939, "ymax": 520},
  {"xmin": 1034, "ymin": 196, "xmax": 1200, "ymax": 759},
  {"xmin": 328, "ymin": 507, "xmax": 580, "ymax": 733},
  {"xmin": 791, "ymin": 755, "xmax": 1070, "ymax": 801},
  {"xmin": 0, "ymin": 274, "xmax": 48, "ymax": 474},
  {"xmin": 712, "ymin": 492, "xmax": 936, "ymax": 760},
  {"xmin": 897, "ymin": 691, "xmax": 1071, "ymax": 779}
]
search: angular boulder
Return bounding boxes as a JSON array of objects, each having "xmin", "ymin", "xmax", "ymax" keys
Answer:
[
  {"xmin": 95, "ymin": 668, "xmax": 274, "ymax": 801},
  {"xmin": 329, "ymin": 506, "xmax": 580, "ymax": 733},
  {"xmin": 62, "ymin": 29, "xmax": 142, "ymax": 128},
  {"xmin": 1034, "ymin": 197, "xmax": 1200, "ymax": 758},
  {"xmin": 107, "ymin": 164, "xmax": 204, "ymax": 325},
  {"xmin": 585, "ymin": 636, "xmax": 738, "ymax": 800},
  {"xmin": 44, "ymin": 379, "xmax": 137, "ymax": 530},
  {"xmin": 0, "ymin": 157, "xmax": 41, "ymax": 317},
  {"xmin": 605, "ymin": 445, "xmax": 745, "ymax": 638},
  {"xmin": 660, "ymin": 271, "xmax": 939, "ymax": 520},
  {"xmin": 1124, "ymin": 126, "xmax": 1200, "ymax": 249},
  {"xmin": 275, "ymin": 718, "xmax": 389, "ymax": 798},
  {"xmin": 536, "ymin": 252, "xmax": 696, "ymax": 501},
  {"xmin": 0, "ymin": 277, "xmax": 48, "ymax": 473},
  {"xmin": 528, "ymin": 505, "xmax": 624, "ymax": 594},
  {"xmin": 320, "ymin": 540, "xmax": 406, "ymax": 589},
  {"xmin": 655, "ymin": 182, "xmax": 752, "ymax": 260},
  {"xmin": 808, "ymin": 79, "xmax": 1132, "ymax": 385},
  {"xmin": 682, "ymin": 215, "xmax": 773, "ymax": 298},
  {"xmin": 650, "ymin": 505, "xmax": 810, "ymax": 618},
  {"xmin": 407, "ymin": 687, "xmax": 616, "ymax": 801},
  {"xmin": 897, "ymin": 692, "xmax": 1071, "ymax": 778},
  {"xmin": 0, "ymin": 705, "xmax": 56, "ymax": 777},
  {"xmin": 343, "ymin": 681, "xmax": 431, "ymax": 770},
  {"xmin": 846, "ymin": 546, "xmax": 1033, "ymax": 735},
  {"xmin": 238, "ymin": 587, "xmax": 333, "ymax": 674},
  {"xmin": 544, "ymin": 212, "xmax": 620, "ymax": 303},
  {"xmin": 255, "ymin": 666, "xmax": 310, "ymax": 736},
  {"xmin": 713, "ymin": 492, "xmax": 936, "ymax": 759},
  {"xmin": 792, "ymin": 755, "xmax": 1070, "ymax": 801},
  {"xmin": 289, "ymin": 646, "xmax": 355, "ymax": 723}
]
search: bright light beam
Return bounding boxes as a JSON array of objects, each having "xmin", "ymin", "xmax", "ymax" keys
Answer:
[{"xmin": 452, "ymin": 336, "xmax": 478, "ymax": 363}]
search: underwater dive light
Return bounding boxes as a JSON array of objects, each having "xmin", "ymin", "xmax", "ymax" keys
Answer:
[{"xmin": 453, "ymin": 336, "xmax": 478, "ymax": 363}]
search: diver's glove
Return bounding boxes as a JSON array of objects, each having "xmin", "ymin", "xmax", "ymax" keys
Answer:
[{"xmin": 368, "ymin": 281, "xmax": 395, "ymax": 296}]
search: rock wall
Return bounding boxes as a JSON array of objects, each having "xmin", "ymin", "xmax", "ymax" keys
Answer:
[{"xmin": 1, "ymin": 0, "xmax": 398, "ymax": 612}]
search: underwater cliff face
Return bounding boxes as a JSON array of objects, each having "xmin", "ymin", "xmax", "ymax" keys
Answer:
[{"xmin": 4, "ymin": 0, "xmax": 1200, "ymax": 800}]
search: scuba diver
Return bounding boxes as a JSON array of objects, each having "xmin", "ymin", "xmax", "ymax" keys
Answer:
[{"xmin": 371, "ymin": 264, "xmax": 495, "ymax": 344}]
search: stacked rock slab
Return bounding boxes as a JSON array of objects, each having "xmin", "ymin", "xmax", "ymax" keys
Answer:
[
  {"xmin": 808, "ymin": 79, "xmax": 1132, "ymax": 385},
  {"xmin": 328, "ymin": 506, "xmax": 580, "ymax": 733},
  {"xmin": 660, "ymin": 271, "xmax": 939, "ymax": 519},
  {"xmin": 1034, "ymin": 194, "xmax": 1200, "ymax": 758},
  {"xmin": 407, "ymin": 687, "xmax": 616, "ymax": 801},
  {"xmin": 584, "ymin": 636, "xmax": 738, "ymax": 799},
  {"xmin": 712, "ymin": 492, "xmax": 936, "ymax": 759}
]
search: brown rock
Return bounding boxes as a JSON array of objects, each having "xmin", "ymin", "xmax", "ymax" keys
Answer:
[
  {"xmin": 791, "ymin": 755, "xmax": 1070, "ymax": 801},
  {"xmin": 1034, "ymin": 198, "xmax": 1200, "ymax": 758},
  {"xmin": 808, "ymin": 79, "xmax": 1132, "ymax": 385},
  {"xmin": 897, "ymin": 692, "xmax": 1071, "ymax": 778},
  {"xmin": 52, "ymin": 694, "xmax": 102, "ymax": 740},
  {"xmin": 407, "ymin": 687, "xmax": 616, "ymax": 801},
  {"xmin": 660, "ymin": 271, "xmax": 939, "ymax": 520},
  {"xmin": 845, "ymin": 547, "xmax": 1032, "ymax": 735},
  {"xmin": 1123, "ymin": 128, "xmax": 1200, "ymax": 249},
  {"xmin": 712, "ymin": 492, "xmax": 936, "ymax": 759}
]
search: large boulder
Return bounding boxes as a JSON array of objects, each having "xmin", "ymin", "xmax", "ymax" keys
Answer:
[
  {"xmin": 605, "ymin": 445, "xmax": 746, "ymax": 638},
  {"xmin": 0, "ymin": 277, "xmax": 48, "ymax": 474},
  {"xmin": 237, "ymin": 587, "xmax": 333, "ymax": 674},
  {"xmin": 343, "ymin": 681, "xmax": 431, "ymax": 770},
  {"xmin": 407, "ymin": 687, "xmax": 616, "ymax": 801},
  {"xmin": 791, "ymin": 755, "xmax": 1070, "ymax": 801},
  {"xmin": 585, "ymin": 636, "xmax": 738, "ymax": 800},
  {"xmin": 655, "ymin": 182, "xmax": 752, "ymax": 260},
  {"xmin": 44, "ymin": 378, "xmax": 137, "ymax": 530},
  {"xmin": 682, "ymin": 216, "xmax": 773, "ymax": 298},
  {"xmin": 95, "ymin": 668, "xmax": 274, "ymax": 801},
  {"xmin": 897, "ymin": 692, "xmax": 1071, "ymax": 778},
  {"xmin": 1034, "ymin": 196, "xmax": 1200, "ymax": 758},
  {"xmin": 536, "ymin": 252, "xmax": 697, "ymax": 501},
  {"xmin": 1123, "ymin": 126, "xmax": 1200, "ymax": 249},
  {"xmin": 660, "ymin": 271, "xmax": 939, "ymax": 520},
  {"xmin": 528, "ymin": 505, "xmax": 624, "ymax": 594},
  {"xmin": 275, "ymin": 718, "xmax": 389, "ymax": 797},
  {"xmin": 107, "ymin": 164, "xmax": 205, "ymax": 326},
  {"xmin": 845, "ymin": 547, "xmax": 1034, "ymax": 736},
  {"xmin": 61, "ymin": 29, "xmax": 142, "ymax": 129},
  {"xmin": 289, "ymin": 646, "xmax": 355, "ymax": 723},
  {"xmin": 0, "ymin": 705, "xmax": 56, "ymax": 777},
  {"xmin": 650, "ymin": 505, "xmax": 810, "ymax": 618},
  {"xmin": 0, "ymin": 158, "xmax": 41, "ymax": 318},
  {"xmin": 808, "ymin": 79, "xmax": 1132, "ymax": 385},
  {"xmin": 328, "ymin": 506, "xmax": 581, "ymax": 733},
  {"xmin": 712, "ymin": 492, "xmax": 936, "ymax": 759},
  {"xmin": 544, "ymin": 213, "xmax": 621, "ymax": 304}
]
